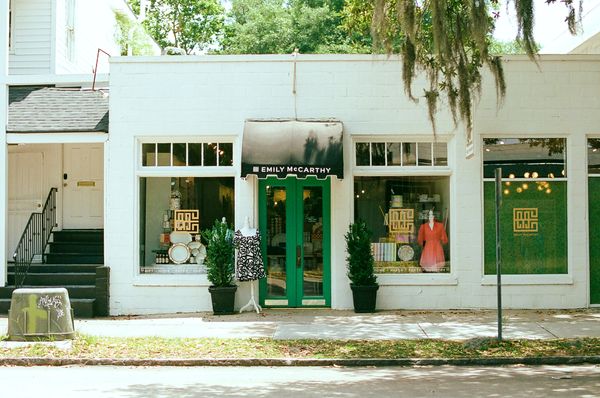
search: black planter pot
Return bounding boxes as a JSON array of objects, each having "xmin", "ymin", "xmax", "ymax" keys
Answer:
[
  {"xmin": 350, "ymin": 284, "xmax": 379, "ymax": 313},
  {"xmin": 208, "ymin": 285, "xmax": 237, "ymax": 315}
]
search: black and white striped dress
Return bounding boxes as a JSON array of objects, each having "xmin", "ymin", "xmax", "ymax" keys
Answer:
[{"xmin": 234, "ymin": 230, "xmax": 266, "ymax": 281}]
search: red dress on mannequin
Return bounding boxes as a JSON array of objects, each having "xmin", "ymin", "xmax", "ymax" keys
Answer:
[{"xmin": 417, "ymin": 221, "xmax": 448, "ymax": 272}]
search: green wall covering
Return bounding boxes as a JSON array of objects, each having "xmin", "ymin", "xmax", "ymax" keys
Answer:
[
  {"xmin": 484, "ymin": 181, "xmax": 567, "ymax": 275},
  {"xmin": 588, "ymin": 178, "xmax": 600, "ymax": 304}
]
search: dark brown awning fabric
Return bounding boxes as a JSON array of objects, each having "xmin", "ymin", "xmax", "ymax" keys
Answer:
[{"xmin": 241, "ymin": 119, "xmax": 344, "ymax": 179}]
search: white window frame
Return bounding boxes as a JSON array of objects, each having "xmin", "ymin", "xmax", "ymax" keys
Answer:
[
  {"xmin": 140, "ymin": 141, "xmax": 234, "ymax": 168},
  {"xmin": 352, "ymin": 135, "xmax": 457, "ymax": 286},
  {"xmin": 480, "ymin": 135, "xmax": 572, "ymax": 286},
  {"xmin": 8, "ymin": 0, "xmax": 14, "ymax": 53},
  {"xmin": 65, "ymin": 0, "xmax": 76, "ymax": 62},
  {"xmin": 353, "ymin": 138, "xmax": 449, "ymax": 169},
  {"xmin": 134, "ymin": 137, "xmax": 236, "ymax": 284}
]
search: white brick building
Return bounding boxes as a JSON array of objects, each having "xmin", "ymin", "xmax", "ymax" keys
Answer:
[{"xmin": 105, "ymin": 54, "xmax": 600, "ymax": 314}]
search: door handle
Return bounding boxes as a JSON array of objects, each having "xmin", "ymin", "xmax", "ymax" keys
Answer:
[{"xmin": 296, "ymin": 245, "xmax": 301, "ymax": 268}]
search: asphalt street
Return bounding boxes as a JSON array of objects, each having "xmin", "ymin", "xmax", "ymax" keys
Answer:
[{"xmin": 0, "ymin": 365, "xmax": 598, "ymax": 398}]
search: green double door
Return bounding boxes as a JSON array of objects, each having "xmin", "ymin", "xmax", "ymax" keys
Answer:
[{"xmin": 258, "ymin": 177, "xmax": 331, "ymax": 307}]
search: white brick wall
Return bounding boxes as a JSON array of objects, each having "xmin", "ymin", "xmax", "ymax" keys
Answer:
[{"xmin": 108, "ymin": 54, "xmax": 600, "ymax": 314}]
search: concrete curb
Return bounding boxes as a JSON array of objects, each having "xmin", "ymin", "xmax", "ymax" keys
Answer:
[{"xmin": 1, "ymin": 356, "xmax": 599, "ymax": 367}]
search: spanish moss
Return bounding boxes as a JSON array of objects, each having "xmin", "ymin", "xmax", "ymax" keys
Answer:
[{"xmin": 370, "ymin": 0, "xmax": 583, "ymax": 140}]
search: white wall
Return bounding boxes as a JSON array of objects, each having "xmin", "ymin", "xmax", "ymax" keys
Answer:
[
  {"xmin": 109, "ymin": 54, "xmax": 600, "ymax": 314},
  {"xmin": 8, "ymin": 0, "xmax": 52, "ymax": 75},
  {"xmin": 54, "ymin": 0, "xmax": 123, "ymax": 75},
  {"xmin": 1, "ymin": 0, "xmax": 9, "ymax": 286},
  {"xmin": 8, "ymin": 0, "xmax": 128, "ymax": 75}
]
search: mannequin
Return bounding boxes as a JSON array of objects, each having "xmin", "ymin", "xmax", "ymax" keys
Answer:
[
  {"xmin": 240, "ymin": 216, "xmax": 256, "ymax": 237},
  {"xmin": 234, "ymin": 216, "xmax": 264, "ymax": 313},
  {"xmin": 417, "ymin": 209, "xmax": 449, "ymax": 272}
]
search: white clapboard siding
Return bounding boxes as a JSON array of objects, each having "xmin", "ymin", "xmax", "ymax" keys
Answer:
[{"xmin": 8, "ymin": 0, "xmax": 52, "ymax": 75}]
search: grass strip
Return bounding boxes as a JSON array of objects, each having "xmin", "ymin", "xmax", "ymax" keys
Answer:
[{"xmin": 1, "ymin": 335, "xmax": 599, "ymax": 360}]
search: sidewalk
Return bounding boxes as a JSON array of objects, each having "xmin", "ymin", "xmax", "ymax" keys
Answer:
[{"xmin": 2, "ymin": 308, "xmax": 599, "ymax": 340}]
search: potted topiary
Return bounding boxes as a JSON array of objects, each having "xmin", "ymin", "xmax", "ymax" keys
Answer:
[
  {"xmin": 345, "ymin": 221, "xmax": 378, "ymax": 313},
  {"xmin": 202, "ymin": 218, "xmax": 237, "ymax": 315}
]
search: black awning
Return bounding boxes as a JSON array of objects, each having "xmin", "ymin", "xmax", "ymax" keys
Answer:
[{"xmin": 241, "ymin": 119, "xmax": 344, "ymax": 179}]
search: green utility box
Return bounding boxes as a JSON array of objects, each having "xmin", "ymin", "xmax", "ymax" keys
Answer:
[{"xmin": 7, "ymin": 288, "xmax": 75, "ymax": 341}]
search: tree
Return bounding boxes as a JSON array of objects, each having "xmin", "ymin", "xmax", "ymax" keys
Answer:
[
  {"xmin": 142, "ymin": 0, "xmax": 225, "ymax": 54},
  {"xmin": 366, "ymin": 0, "xmax": 583, "ymax": 139},
  {"xmin": 220, "ymin": 0, "xmax": 367, "ymax": 54}
]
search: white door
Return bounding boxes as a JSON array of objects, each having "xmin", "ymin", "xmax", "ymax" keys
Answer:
[
  {"xmin": 8, "ymin": 152, "xmax": 44, "ymax": 257},
  {"xmin": 63, "ymin": 144, "xmax": 104, "ymax": 229}
]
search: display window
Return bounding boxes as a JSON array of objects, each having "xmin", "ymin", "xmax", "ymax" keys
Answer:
[
  {"xmin": 139, "ymin": 176, "xmax": 234, "ymax": 273},
  {"xmin": 354, "ymin": 176, "xmax": 451, "ymax": 274},
  {"xmin": 483, "ymin": 138, "xmax": 567, "ymax": 275}
]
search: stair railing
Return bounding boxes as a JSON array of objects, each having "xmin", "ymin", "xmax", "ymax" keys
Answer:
[{"xmin": 12, "ymin": 188, "xmax": 58, "ymax": 287}]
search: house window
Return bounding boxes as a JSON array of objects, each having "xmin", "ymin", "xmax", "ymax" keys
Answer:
[
  {"xmin": 353, "ymin": 139, "xmax": 451, "ymax": 274},
  {"xmin": 355, "ymin": 141, "xmax": 447, "ymax": 167},
  {"xmin": 141, "ymin": 142, "xmax": 233, "ymax": 167},
  {"xmin": 66, "ymin": 0, "xmax": 75, "ymax": 61},
  {"xmin": 483, "ymin": 138, "xmax": 567, "ymax": 275},
  {"xmin": 139, "ymin": 176, "xmax": 235, "ymax": 273},
  {"xmin": 8, "ymin": 0, "xmax": 13, "ymax": 52}
]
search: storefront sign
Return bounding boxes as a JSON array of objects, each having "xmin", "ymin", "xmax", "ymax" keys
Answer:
[
  {"xmin": 173, "ymin": 210, "xmax": 200, "ymax": 233},
  {"xmin": 513, "ymin": 208, "xmax": 539, "ymax": 234}
]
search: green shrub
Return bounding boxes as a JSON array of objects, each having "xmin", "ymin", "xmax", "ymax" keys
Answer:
[
  {"xmin": 345, "ymin": 222, "xmax": 377, "ymax": 286},
  {"xmin": 202, "ymin": 220, "xmax": 235, "ymax": 287}
]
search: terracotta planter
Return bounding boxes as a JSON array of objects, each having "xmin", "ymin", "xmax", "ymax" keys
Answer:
[
  {"xmin": 350, "ymin": 284, "xmax": 379, "ymax": 313},
  {"xmin": 208, "ymin": 285, "xmax": 237, "ymax": 315}
]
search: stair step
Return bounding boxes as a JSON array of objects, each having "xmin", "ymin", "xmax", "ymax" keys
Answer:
[
  {"xmin": 7, "ymin": 272, "xmax": 96, "ymax": 286},
  {"xmin": 46, "ymin": 253, "xmax": 103, "ymax": 264},
  {"xmin": 52, "ymin": 229, "xmax": 103, "ymax": 243},
  {"xmin": 0, "ymin": 285, "xmax": 96, "ymax": 300},
  {"xmin": 0, "ymin": 298, "xmax": 95, "ymax": 318},
  {"xmin": 48, "ymin": 242, "xmax": 103, "ymax": 254},
  {"xmin": 8, "ymin": 264, "xmax": 100, "ymax": 273}
]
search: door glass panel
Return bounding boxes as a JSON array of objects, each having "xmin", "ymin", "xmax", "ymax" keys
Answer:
[
  {"xmin": 302, "ymin": 186, "xmax": 323, "ymax": 297},
  {"xmin": 266, "ymin": 186, "xmax": 287, "ymax": 297}
]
